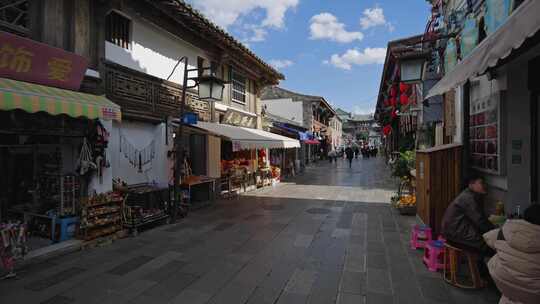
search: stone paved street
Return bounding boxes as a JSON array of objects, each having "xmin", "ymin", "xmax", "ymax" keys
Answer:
[{"xmin": 0, "ymin": 158, "xmax": 500, "ymax": 304}]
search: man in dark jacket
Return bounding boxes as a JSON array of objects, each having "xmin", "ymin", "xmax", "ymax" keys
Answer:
[
  {"xmin": 441, "ymin": 175, "xmax": 496, "ymax": 256},
  {"xmin": 345, "ymin": 146, "xmax": 354, "ymax": 168}
]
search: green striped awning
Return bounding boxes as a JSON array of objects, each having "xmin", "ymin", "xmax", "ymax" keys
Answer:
[{"xmin": 0, "ymin": 77, "xmax": 121, "ymax": 121}]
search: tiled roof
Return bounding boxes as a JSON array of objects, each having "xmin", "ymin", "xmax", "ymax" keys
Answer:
[{"xmin": 147, "ymin": 0, "xmax": 284, "ymax": 82}]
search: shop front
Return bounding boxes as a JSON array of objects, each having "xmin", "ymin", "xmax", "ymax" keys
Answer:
[
  {"xmin": 193, "ymin": 121, "xmax": 300, "ymax": 195},
  {"xmin": 425, "ymin": 0, "xmax": 540, "ymax": 216},
  {"xmin": 0, "ymin": 32, "xmax": 122, "ymax": 269},
  {"xmin": 268, "ymin": 122, "xmax": 308, "ymax": 177},
  {"xmin": 0, "ymin": 78, "xmax": 121, "ymax": 255}
]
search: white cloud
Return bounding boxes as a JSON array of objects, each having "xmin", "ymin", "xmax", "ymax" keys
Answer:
[
  {"xmin": 359, "ymin": 6, "xmax": 393, "ymax": 31},
  {"xmin": 326, "ymin": 48, "xmax": 387, "ymax": 70},
  {"xmin": 189, "ymin": 0, "xmax": 298, "ymax": 29},
  {"xmin": 309, "ymin": 13, "xmax": 364, "ymax": 43},
  {"xmin": 269, "ymin": 59, "xmax": 294, "ymax": 69}
]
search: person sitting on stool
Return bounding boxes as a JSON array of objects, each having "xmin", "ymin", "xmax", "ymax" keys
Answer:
[{"xmin": 441, "ymin": 174, "xmax": 496, "ymax": 258}]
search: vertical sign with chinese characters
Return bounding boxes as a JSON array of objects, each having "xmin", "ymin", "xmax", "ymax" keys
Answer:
[{"xmin": 0, "ymin": 31, "xmax": 88, "ymax": 90}]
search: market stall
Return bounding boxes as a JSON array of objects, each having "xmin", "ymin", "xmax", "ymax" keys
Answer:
[
  {"xmin": 193, "ymin": 121, "xmax": 300, "ymax": 195},
  {"xmin": 0, "ymin": 78, "xmax": 121, "ymax": 252}
]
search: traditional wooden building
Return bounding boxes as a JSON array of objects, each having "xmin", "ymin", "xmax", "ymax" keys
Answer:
[{"xmin": 0, "ymin": 0, "xmax": 285, "ymax": 191}]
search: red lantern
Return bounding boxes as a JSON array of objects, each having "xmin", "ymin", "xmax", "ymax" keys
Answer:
[
  {"xmin": 400, "ymin": 94, "xmax": 409, "ymax": 106},
  {"xmin": 384, "ymin": 99, "xmax": 390, "ymax": 107},
  {"xmin": 390, "ymin": 86, "xmax": 397, "ymax": 97},
  {"xmin": 383, "ymin": 125, "xmax": 392, "ymax": 136},
  {"xmin": 400, "ymin": 83, "xmax": 410, "ymax": 93},
  {"xmin": 391, "ymin": 109, "xmax": 398, "ymax": 119},
  {"xmin": 390, "ymin": 97, "xmax": 397, "ymax": 107}
]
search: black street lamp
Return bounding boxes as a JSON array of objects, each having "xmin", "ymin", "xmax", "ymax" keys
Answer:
[{"xmin": 168, "ymin": 57, "xmax": 225, "ymax": 222}]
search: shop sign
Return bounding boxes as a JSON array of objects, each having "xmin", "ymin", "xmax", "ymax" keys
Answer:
[
  {"xmin": 223, "ymin": 109, "xmax": 256, "ymax": 128},
  {"xmin": 460, "ymin": 15, "xmax": 479, "ymax": 59},
  {"xmin": 0, "ymin": 31, "xmax": 88, "ymax": 90}
]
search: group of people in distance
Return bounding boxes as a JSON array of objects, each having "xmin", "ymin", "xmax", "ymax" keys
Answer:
[
  {"xmin": 441, "ymin": 175, "xmax": 540, "ymax": 304},
  {"xmin": 340, "ymin": 145, "xmax": 378, "ymax": 168}
]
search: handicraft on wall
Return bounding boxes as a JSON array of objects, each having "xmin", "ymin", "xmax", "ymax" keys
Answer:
[
  {"xmin": 119, "ymin": 133, "xmax": 156, "ymax": 173},
  {"xmin": 470, "ymin": 92, "xmax": 501, "ymax": 174}
]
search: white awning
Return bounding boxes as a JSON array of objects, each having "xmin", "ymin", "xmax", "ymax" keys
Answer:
[
  {"xmin": 426, "ymin": 0, "xmax": 540, "ymax": 99},
  {"xmin": 194, "ymin": 121, "xmax": 300, "ymax": 151}
]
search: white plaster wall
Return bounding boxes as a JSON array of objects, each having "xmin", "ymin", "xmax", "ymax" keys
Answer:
[
  {"xmin": 110, "ymin": 120, "xmax": 173, "ymax": 187},
  {"xmin": 105, "ymin": 10, "xmax": 207, "ymax": 87},
  {"xmin": 262, "ymin": 98, "xmax": 303, "ymax": 126}
]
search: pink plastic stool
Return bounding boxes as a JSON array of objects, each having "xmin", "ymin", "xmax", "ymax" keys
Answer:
[
  {"xmin": 410, "ymin": 224, "xmax": 433, "ymax": 250},
  {"xmin": 423, "ymin": 240, "xmax": 445, "ymax": 272}
]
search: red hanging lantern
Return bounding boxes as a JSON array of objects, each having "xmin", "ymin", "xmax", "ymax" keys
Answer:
[
  {"xmin": 390, "ymin": 86, "xmax": 397, "ymax": 97},
  {"xmin": 383, "ymin": 125, "xmax": 392, "ymax": 136},
  {"xmin": 391, "ymin": 108, "xmax": 398, "ymax": 119},
  {"xmin": 400, "ymin": 94, "xmax": 409, "ymax": 106},
  {"xmin": 383, "ymin": 99, "xmax": 390, "ymax": 107},
  {"xmin": 400, "ymin": 82, "xmax": 410, "ymax": 93},
  {"xmin": 390, "ymin": 97, "xmax": 397, "ymax": 107}
]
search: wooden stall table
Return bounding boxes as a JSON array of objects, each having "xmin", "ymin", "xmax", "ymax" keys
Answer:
[{"xmin": 181, "ymin": 176, "xmax": 217, "ymax": 209}]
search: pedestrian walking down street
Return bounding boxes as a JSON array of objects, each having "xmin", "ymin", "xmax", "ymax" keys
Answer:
[
  {"xmin": 354, "ymin": 146, "xmax": 360, "ymax": 159},
  {"xmin": 328, "ymin": 149, "xmax": 337, "ymax": 163},
  {"xmin": 345, "ymin": 146, "xmax": 354, "ymax": 168}
]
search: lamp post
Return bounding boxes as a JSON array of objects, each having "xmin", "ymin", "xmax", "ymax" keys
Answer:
[
  {"xmin": 170, "ymin": 57, "xmax": 225, "ymax": 222},
  {"xmin": 399, "ymin": 57, "xmax": 426, "ymax": 83}
]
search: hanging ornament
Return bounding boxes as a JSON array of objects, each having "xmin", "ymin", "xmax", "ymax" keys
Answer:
[
  {"xmin": 390, "ymin": 85, "xmax": 397, "ymax": 97},
  {"xmin": 383, "ymin": 125, "xmax": 392, "ymax": 136},
  {"xmin": 391, "ymin": 108, "xmax": 398, "ymax": 119},
  {"xmin": 400, "ymin": 94, "xmax": 410, "ymax": 106},
  {"xmin": 400, "ymin": 83, "xmax": 410, "ymax": 94},
  {"xmin": 390, "ymin": 97, "xmax": 397, "ymax": 107}
]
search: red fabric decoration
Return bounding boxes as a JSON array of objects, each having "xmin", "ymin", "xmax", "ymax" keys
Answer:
[
  {"xmin": 400, "ymin": 83, "xmax": 410, "ymax": 93},
  {"xmin": 390, "ymin": 97, "xmax": 397, "ymax": 107},
  {"xmin": 400, "ymin": 94, "xmax": 409, "ymax": 106},
  {"xmin": 383, "ymin": 99, "xmax": 390, "ymax": 107},
  {"xmin": 383, "ymin": 125, "xmax": 392, "ymax": 136}
]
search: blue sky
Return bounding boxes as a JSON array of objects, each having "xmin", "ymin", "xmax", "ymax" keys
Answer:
[{"xmin": 187, "ymin": 0, "xmax": 430, "ymax": 114}]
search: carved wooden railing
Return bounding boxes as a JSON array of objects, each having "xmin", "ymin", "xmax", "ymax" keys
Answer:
[{"xmin": 103, "ymin": 60, "xmax": 210, "ymax": 121}]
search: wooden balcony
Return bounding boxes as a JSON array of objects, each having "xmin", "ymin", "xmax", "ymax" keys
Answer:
[{"xmin": 103, "ymin": 60, "xmax": 210, "ymax": 122}]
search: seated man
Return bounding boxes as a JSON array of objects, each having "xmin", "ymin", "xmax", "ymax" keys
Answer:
[{"xmin": 441, "ymin": 175, "xmax": 496, "ymax": 256}]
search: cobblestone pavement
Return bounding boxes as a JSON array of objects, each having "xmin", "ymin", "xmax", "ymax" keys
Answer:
[{"xmin": 0, "ymin": 157, "xmax": 500, "ymax": 304}]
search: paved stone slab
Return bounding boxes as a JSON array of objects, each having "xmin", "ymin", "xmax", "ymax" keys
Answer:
[
  {"xmin": 140, "ymin": 271, "xmax": 198, "ymax": 301},
  {"xmin": 40, "ymin": 295, "xmax": 74, "ymax": 304},
  {"xmin": 25, "ymin": 267, "xmax": 86, "ymax": 291},
  {"xmin": 284, "ymin": 269, "xmax": 318, "ymax": 295},
  {"xmin": 107, "ymin": 256, "xmax": 154, "ymax": 276},
  {"xmin": 337, "ymin": 292, "xmax": 365, "ymax": 304},
  {"xmin": 306, "ymin": 268, "xmax": 341, "ymax": 304},
  {"xmin": 367, "ymin": 253, "xmax": 388, "ymax": 270},
  {"xmin": 169, "ymin": 289, "xmax": 213, "ymax": 304},
  {"xmin": 339, "ymin": 271, "xmax": 366, "ymax": 295},
  {"xmin": 294, "ymin": 234, "xmax": 315, "ymax": 248},
  {"xmin": 366, "ymin": 268, "xmax": 392, "ymax": 295},
  {"xmin": 366, "ymin": 292, "xmax": 394, "ymax": 304}
]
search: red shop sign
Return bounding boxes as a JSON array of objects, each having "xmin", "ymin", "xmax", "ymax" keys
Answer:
[{"xmin": 0, "ymin": 31, "xmax": 88, "ymax": 90}]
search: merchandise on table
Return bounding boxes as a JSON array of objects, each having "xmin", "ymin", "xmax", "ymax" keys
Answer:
[{"xmin": 80, "ymin": 192, "xmax": 124, "ymax": 241}]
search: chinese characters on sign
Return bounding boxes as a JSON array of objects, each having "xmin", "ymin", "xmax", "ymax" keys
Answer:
[{"xmin": 0, "ymin": 31, "xmax": 88, "ymax": 90}]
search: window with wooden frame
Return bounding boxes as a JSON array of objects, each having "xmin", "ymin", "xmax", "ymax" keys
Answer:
[
  {"xmin": 0, "ymin": 0, "xmax": 30, "ymax": 36},
  {"xmin": 106, "ymin": 11, "xmax": 131, "ymax": 49},
  {"xmin": 231, "ymin": 69, "xmax": 247, "ymax": 104}
]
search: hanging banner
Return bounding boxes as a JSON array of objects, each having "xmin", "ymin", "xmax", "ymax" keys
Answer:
[
  {"xmin": 460, "ymin": 15, "xmax": 479, "ymax": 58},
  {"xmin": 444, "ymin": 38, "xmax": 458, "ymax": 74},
  {"xmin": 485, "ymin": 0, "xmax": 513, "ymax": 35},
  {"xmin": 0, "ymin": 31, "xmax": 88, "ymax": 90}
]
